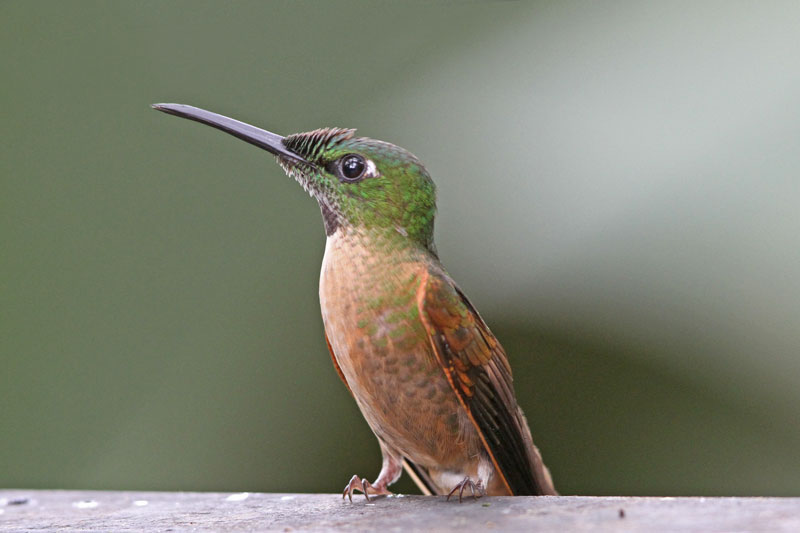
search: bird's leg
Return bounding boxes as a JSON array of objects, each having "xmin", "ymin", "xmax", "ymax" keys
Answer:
[
  {"xmin": 342, "ymin": 441, "xmax": 403, "ymax": 502},
  {"xmin": 446, "ymin": 477, "xmax": 486, "ymax": 503}
]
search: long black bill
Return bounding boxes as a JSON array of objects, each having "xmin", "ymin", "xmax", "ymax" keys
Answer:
[{"xmin": 151, "ymin": 103, "xmax": 308, "ymax": 165}]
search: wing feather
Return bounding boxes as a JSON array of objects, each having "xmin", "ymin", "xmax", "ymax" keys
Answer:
[
  {"xmin": 324, "ymin": 332, "xmax": 353, "ymax": 396},
  {"xmin": 417, "ymin": 268, "xmax": 557, "ymax": 495}
]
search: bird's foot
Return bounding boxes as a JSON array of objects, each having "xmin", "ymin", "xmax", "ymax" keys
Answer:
[
  {"xmin": 342, "ymin": 475, "xmax": 393, "ymax": 503},
  {"xmin": 446, "ymin": 477, "xmax": 485, "ymax": 503}
]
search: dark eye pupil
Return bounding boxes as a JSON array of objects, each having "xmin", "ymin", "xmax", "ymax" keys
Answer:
[{"xmin": 341, "ymin": 155, "xmax": 365, "ymax": 180}]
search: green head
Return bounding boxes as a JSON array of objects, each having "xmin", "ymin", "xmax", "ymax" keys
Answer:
[{"xmin": 153, "ymin": 104, "xmax": 437, "ymax": 251}]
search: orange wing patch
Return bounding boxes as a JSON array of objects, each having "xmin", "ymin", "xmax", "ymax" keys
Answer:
[
  {"xmin": 418, "ymin": 271, "xmax": 502, "ymax": 396},
  {"xmin": 325, "ymin": 331, "xmax": 353, "ymax": 397}
]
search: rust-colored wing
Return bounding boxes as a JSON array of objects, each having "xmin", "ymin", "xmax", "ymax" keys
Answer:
[
  {"xmin": 416, "ymin": 268, "xmax": 556, "ymax": 496},
  {"xmin": 324, "ymin": 332, "xmax": 353, "ymax": 396}
]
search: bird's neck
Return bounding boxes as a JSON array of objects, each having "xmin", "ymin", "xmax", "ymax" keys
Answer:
[
  {"xmin": 320, "ymin": 226, "xmax": 437, "ymax": 302},
  {"xmin": 328, "ymin": 223, "xmax": 436, "ymax": 261}
]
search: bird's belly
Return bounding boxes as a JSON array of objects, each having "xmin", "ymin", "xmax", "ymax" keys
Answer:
[
  {"xmin": 331, "ymin": 328, "xmax": 471, "ymax": 469},
  {"xmin": 319, "ymin": 233, "xmax": 481, "ymax": 470}
]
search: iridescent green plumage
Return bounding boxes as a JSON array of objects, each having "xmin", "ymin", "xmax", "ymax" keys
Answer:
[{"xmin": 281, "ymin": 128, "xmax": 437, "ymax": 250}]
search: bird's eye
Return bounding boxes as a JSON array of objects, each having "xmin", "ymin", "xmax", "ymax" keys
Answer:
[{"xmin": 339, "ymin": 154, "xmax": 366, "ymax": 182}]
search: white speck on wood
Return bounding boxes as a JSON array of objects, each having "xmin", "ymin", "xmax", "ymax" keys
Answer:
[{"xmin": 71, "ymin": 500, "xmax": 99, "ymax": 509}]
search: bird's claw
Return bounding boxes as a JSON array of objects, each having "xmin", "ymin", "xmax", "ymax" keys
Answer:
[
  {"xmin": 446, "ymin": 477, "xmax": 485, "ymax": 503},
  {"xmin": 342, "ymin": 475, "xmax": 392, "ymax": 503},
  {"xmin": 343, "ymin": 475, "xmax": 370, "ymax": 502}
]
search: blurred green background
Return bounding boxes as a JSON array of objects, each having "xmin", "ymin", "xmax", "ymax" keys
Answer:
[{"xmin": 2, "ymin": 1, "xmax": 800, "ymax": 496}]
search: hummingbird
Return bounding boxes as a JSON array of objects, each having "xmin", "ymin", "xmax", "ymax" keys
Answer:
[{"xmin": 152, "ymin": 103, "xmax": 557, "ymax": 501}]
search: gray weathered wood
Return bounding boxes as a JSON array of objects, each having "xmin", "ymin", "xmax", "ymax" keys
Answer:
[{"xmin": 1, "ymin": 490, "xmax": 798, "ymax": 532}]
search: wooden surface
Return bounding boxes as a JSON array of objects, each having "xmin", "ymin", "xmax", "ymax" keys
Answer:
[{"xmin": 1, "ymin": 490, "xmax": 799, "ymax": 532}]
